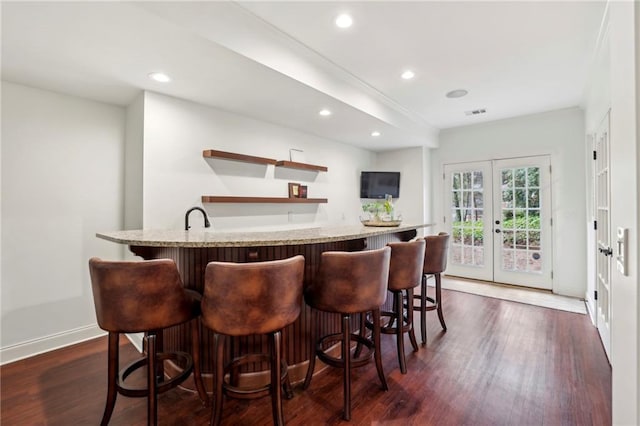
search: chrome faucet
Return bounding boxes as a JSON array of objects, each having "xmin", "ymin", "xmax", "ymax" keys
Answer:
[{"xmin": 185, "ymin": 207, "xmax": 211, "ymax": 231}]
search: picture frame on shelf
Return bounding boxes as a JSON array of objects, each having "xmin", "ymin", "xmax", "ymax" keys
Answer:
[
  {"xmin": 288, "ymin": 182, "xmax": 301, "ymax": 198},
  {"xmin": 299, "ymin": 185, "xmax": 308, "ymax": 198}
]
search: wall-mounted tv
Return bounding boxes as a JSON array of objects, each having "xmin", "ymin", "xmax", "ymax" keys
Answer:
[{"xmin": 360, "ymin": 171, "xmax": 400, "ymax": 199}]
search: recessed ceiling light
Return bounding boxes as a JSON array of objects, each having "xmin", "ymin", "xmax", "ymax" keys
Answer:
[
  {"xmin": 371, "ymin": 131, "xmax": 381, "ymax": 137},
  {"xmin": 148, "ymin": 72, "xmax": 171, "ymax": 83},
  {"xmin": 401, "ymin": 70, "xmax": 415, "ymax": 80},
  {"xmin": 319, "ymin": 109, "xmax": 332, "ymax": 116},
  {"xmin": 335, "ymin": 14, "xmax": 353, "ymax": 28},
  {"xmin": 446, "ymin": 89, "xmax": 469, "ymax": 98}
]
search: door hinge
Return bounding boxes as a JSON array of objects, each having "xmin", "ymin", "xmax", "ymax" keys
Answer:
[
  {"xmin": 594, "ymin": 220, "xmax": 597, "ymax": 230},
  {"xmin": 594, "ymin": 290, "xmax": 598, "ymax": 300},
  {"xmin": 443, "ymin": 216, "xmax": 446, "ymax": 223},
  {"xmin": 593, "ymin": 150, "xmax": 597, "ymax": 160},
  {"xmin": 550, "ymin": 218, "xmax": 553, "ymax": 226},
  {"xmin": 443, "ymin": 172, "xmax": 445, "ymax": 180},
  {"xmin": 551, "ymin": 270, "xmax": 554, "ymax": 279},
  {"xmin": 549, "ymin": 165, "xmax": 552, "ymax": 173}
]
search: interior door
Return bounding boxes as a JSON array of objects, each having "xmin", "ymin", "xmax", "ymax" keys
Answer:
[
  {"xmin": 594, "ymin": 112, "xmax": 611, "ymax": 359},
  {"xmin": 444, "ymin": 156, "xmax": 552, "ymax": 290}
]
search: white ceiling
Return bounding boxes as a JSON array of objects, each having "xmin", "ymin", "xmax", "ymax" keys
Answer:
[{"xmin": 1, "ymin": 1, "xmax": 606, "ymax": 151}]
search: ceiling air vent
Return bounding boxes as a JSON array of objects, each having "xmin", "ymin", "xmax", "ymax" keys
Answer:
[{"xmin": 465, "ymin": 108, "xmax": 487, "ymax": 116}]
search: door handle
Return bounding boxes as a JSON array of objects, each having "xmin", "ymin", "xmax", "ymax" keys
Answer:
[
  {"xmin": 599, "ymin": 247, "xmax": 613, "ymax": 256},
  {"xmin": 495, "ymin": 229, "xmax": 501, "ymax": 233}
]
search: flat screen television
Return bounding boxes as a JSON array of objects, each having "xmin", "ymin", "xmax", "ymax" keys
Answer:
[{"xmin": 360, "ymin": 171, "xmax": 400, "ymax": 199}]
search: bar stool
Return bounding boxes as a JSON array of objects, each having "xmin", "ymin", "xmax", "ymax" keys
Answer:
[
  {"xmin": 88, "ymin": 257, "xmax": 207, "ymax": 426},
  {"xmin": 200, "ymin": 255, "xmax": 305, "ymax": 426},
  {"xmin": 376, "ymin": 239, "xmax": 426, "ymax": 374},
  {"xmin": 303, "ymin": 247, "xmax": 391, "ymax": 421},
  {"xmin": 412, "ymin": 232, "xmax": 450, "ymax": 345}
]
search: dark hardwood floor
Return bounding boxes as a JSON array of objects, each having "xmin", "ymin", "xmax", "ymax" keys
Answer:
[{"xmin": 1, "ymin": 289, "xmax": 611, "ymax": 425}]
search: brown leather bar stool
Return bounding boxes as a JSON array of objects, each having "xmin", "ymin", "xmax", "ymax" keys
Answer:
[
  {"xmin": 376, "ymin": 239, "xmax": 426, "ymax": 374},
  {"xmin": 303, "ymin": 247, "xmax": 391, "ymax": 421},
  {"xmin": 411, "ymin": 232, "xmax": 450, "ymax": 345},
  {"xmin": 200, "ymin": 255, "xmax": 305, "ymax": 426},
  {"xmin": 88, "ymin": 258, "xmax": 207, "ymax": 426}
]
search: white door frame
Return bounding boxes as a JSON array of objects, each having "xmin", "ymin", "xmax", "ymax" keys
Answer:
[
  {"xmin": 594, "ymin": 111, "xmax": 611, "ymax": 360},
  {"xmin": 443, "ymin": 156, "xmax": 553, "ymax": 290}
]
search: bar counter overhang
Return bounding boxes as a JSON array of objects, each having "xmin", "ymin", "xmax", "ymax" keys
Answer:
[{"xmin": 96, "ymin": 223, "xmax": 431, "ymax": 384}]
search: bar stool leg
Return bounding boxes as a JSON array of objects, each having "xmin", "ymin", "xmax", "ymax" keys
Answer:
[
  {"xmin": 191, "ymin": 319, "xmax": 209, "ymax": 404},
  {"xmin": 353, "ymin": 312, "xmax": 366, "ymax": 359},
  {"xmin": 101, "ymin": 332, "xmax": 119, "ymax": 426},
  {"xmin": 406, "ymin": 288, "xmax": 419, "ymax": 352},
  {"xmin": 420, "ymin": 274, "xmax": 428, "ymax": 345},
  {"xmin": 211, "ymin": 334, "xmax": 226, "ymax": 426},
  {"xmin": 371, "ymin": 309, "xmax": 388, "ymax": 391},
  {"xmin": 270, "ymin": 331, "xmax": 285, "ymax": 426},
  {"xmin": 155, "ymin": 331, "xmax": 164, "ymax": 384},
  {"xmin": 341, "ymin": 314, "xmax": 351, "ymax": 421},
  {"xmin": 394, "ymin": 291, "xmax": 407, "ymax": 374},
  {"xmin": 146, "ymin": 333, "xmax": 157, "ymax": 426},
  {"xmin": 303, "ymin": 310, "xmax": 317, "ymax": 390},
  {"xmin": 390, "ymin": 293, "xmax": 398, "ymax": 328},
  {"xmin": 435, "ymin": 273, "xmax": 447, "ymax": 331}
]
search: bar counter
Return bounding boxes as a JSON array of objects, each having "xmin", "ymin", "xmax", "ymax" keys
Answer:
[
  {"xmin": 96, "ymin": 223, "xmax": 429, "ymax": 248},
  {"xmin": 96, "ymin": 223, "xmax": 431, "ymax": 383}
]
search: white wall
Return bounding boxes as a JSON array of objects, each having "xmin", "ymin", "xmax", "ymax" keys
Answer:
[
  {"xmin": 432, "ymin": 108, "xmax": 587, "ymax": 298},
  {"xmin": 124, "ymin": 93, "xmax": 144, "ymax": 231},
  {"xmin": 584, "ymin": 4, "xmax": 640, "ymax": 423},
  {"xmin": 0, "ymin": 82, "xmax": 125, "ymax": 363},
  {"xmin": 375, "ymin": 146, "xmax": 433, "ymax": 235},
  {"xmin": 636, "ymin": 2, "xmax": 640, "ymax": 418},
  {"xmin": 141, "ymin": 91, "xmax": 377, "ymax": 231},
  {"xmin": 607, "ymin": 2, "xmax": 638, "ymax": 424}
]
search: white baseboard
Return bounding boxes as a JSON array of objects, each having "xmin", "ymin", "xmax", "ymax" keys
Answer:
[
  {"xmin": 585, "ymin": 295, "xmax": 597, "ymax": 326},
  {"xmin": 0, "ymin": 324, "xmax": 106, "ymax": 365}
]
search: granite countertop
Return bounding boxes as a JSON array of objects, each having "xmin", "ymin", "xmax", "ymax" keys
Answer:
[{"xmin": 96, "ymin": 223, "xmax": 431, "ymax": 248}]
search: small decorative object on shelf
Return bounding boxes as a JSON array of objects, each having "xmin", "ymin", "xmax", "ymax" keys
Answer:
[
  {"xmin": 361, "ymin": 194, "xmax": 401, "ymax": 227},
  {"xmin": 299, "ymin": 185, "xmax": 308, "ymax": 198},
  {"xmin": 288, "ymin": 182, "xmax": 301, "ymax": 198}
]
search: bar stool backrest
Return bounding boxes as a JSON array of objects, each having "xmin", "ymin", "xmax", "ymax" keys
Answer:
[
  {"xmin": 387, "ymin": 239, "xmax": 426, "ymax": 291},
  {"xmin": 201, "ymin": 255, "xmax": 305, "ymax": 336},
  {"xmin": 423, "ymin": 232, "xmax": 450, "ymax": 274},
  {"xmin": 88, "ymin": 257, "xmax": 196, "ymax": 333},
  {"xmin": 306, "ymin": 247, "xmax": 391, "ymax": 314}
]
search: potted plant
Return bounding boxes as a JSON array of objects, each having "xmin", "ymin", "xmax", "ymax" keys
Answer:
[{"xmin": 361, "ymin": 195, "xmax": 395, "ymax": 222}]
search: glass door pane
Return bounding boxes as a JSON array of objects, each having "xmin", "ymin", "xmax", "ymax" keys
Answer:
[{"xmin": 499, "ymin": 166, "xmax": 542, "ymax": 273}]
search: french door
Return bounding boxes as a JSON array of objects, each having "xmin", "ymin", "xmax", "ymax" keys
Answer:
[
  {"xmin": 594, "ymin": 113, "xmax": 611, "ymax": 359},
  {"xmin": 444, "ymin": 156, "xmax": 552, "ymax": 289}
]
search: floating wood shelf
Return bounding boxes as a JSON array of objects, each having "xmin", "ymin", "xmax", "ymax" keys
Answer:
[
  {"xmin": 275, "ymin": 161, "xmax": 328, "ymax": 172},
  {"xmin": 202, "ymin": 150, "xmax": 277, "ymax": 165},
  {"xmin": 202, "ymin": 196, "xmax": 328, "ymax": 204},
  {"xmin": 202, "ymin": 150, "xmax": 328, "ymax": 203}
]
